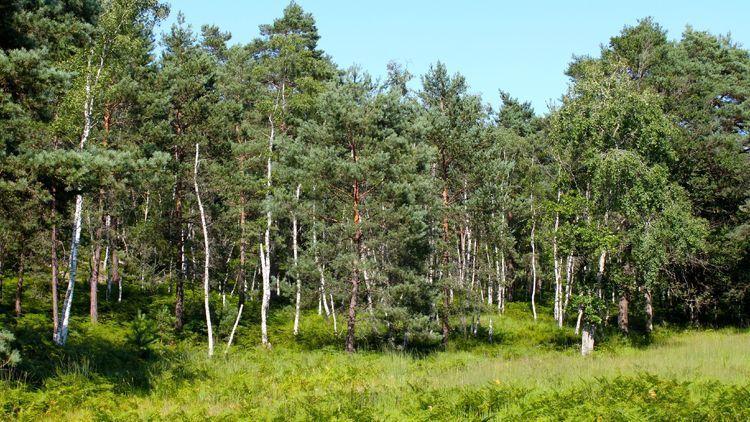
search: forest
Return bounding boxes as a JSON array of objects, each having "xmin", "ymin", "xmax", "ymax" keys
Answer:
[{"xmin": 1, "ymin": 0, "xmax": 749, "ymax": 420}]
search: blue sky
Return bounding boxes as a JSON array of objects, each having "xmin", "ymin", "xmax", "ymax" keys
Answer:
[{"xmin": 160, "ymin": 1, "xmax": 750, "ymax": 114}]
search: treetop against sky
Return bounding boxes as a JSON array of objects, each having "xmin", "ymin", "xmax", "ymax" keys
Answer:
[{"xmin": 163, "ymin": 0, "xmax": 750, "ymax": 113}]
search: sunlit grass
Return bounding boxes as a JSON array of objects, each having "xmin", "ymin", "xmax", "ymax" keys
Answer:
[{"xmin": 2, "ymin": 288, "xmax": 749, "ymax": 420}]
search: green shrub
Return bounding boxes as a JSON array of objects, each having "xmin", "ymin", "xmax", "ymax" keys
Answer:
[
  {"xmin": 0, "ymin": 327, "xmax": 20, "ymax": 369},
  {"xmin": 126, "ymin": 311, "xmax": 158, "ymax": 357}
]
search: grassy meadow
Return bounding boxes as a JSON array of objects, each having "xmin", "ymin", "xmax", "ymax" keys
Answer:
[{"xmin": 1, "ymin": 280, "xmax": 749, "ymax": 421}]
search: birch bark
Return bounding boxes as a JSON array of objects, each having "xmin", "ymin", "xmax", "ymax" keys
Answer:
[
  {"xmin": 194, "ymin": 143, "xmax": 214, "ymax": 356},
  {"xmin": 56, "ymin": 48, "xmax": 105, "ymax": 346}
]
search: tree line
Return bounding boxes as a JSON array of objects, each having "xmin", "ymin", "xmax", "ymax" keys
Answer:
[{"xmin": 1, "ymin": 1, "xmax": 749, "ymax": 356}]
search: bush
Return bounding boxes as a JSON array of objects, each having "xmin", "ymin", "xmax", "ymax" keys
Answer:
[
  {"xmin": 126, "ymin": 311, "xmax": 158, "ymax": 358},
  {"xmin": 0, "ymin": 327, "xmax": 20, "ymax": 369}
]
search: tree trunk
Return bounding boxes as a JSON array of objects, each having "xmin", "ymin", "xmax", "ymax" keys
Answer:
[
  {"xmin": 644, "ymin": 288, "xmax": 653, "ymax": 333},
  {"xmin": 102, "ymin": 244, "xmax": 108, "ymax": 295},
  {"xmin": 440, "ymin": 184, "xmax": 451, "ymax": 347},
  {"xmin": 312, "ymin": 209, "xmax": 330, "ymax": 317},
  {"xmin": 292, "ymin": 184, "xmax": 302, "ymax": 336},
  {"xmin": 89, "ymin": 241, "xmax": 101, "ymax": 323},
  {"xmin": 56, "ymin": 46, "xmax": 105, "ymax": 346},
  {"xmin": 552, "ymin": 190, "xmax": 561, "ymax": 325},
  {"xmin": 497, "ymin": 248, "xmax": 506, "ymax": 313},
  {"xmin": 104, "ymin": 215, "xmax": 112, "ymax": 301},
  {"xmin": 56, "ymin": 193, "xmax": 84, "ymax": 345},
  {"xmin": 194, "ymin": 143, "xmax": 214, "ymax": 357},
  {"xmin": 112, "ymin": 242, "xmax": 121, "ymax": 303},
  {"xmin": 363, "ymin": 267, "xmax": 374, "ymax": 315},
  {"xmin": 530, "ymin": 193, "xmax": 538, "ymax": 321},
  {"xmin": 330, "ymin": 293, "xmax": 338, "ymax": 334},
  {"xmin": 238, "ymin": 195, "xmax": 247, "ymax": 310},
  {"xmin": 225, "ymin": 303, "xmax": 243, "ymax": 354},
  {"xmin": 346, "ymin": 175, "xmax": 363, "ymax": 353},
  {"xmin": 15, "ymin": 255, "xmax": 24, "ymax": 317},
  {"xmin": 574, "ymin": 305, "xmax": 583, "ymax": 335},
  {"xmin": 260, "ymin": 243, "xmax": 270, "ymax": 346},
  {"xmin": 618, "ymin": 292, "xmax": 629, "ymax": 333},
  {"xmin": 581, "ymin": 322, "xmax": 595, "ymax": 356},
  {"xmin": 175, "ymin": 188, "xmax": 185, "ymax": 332},
  {"xmin": 260, "ymin": 113, "xmax": 274, "ymax": 347},
  {"xmin": 486, "ymin": 246, "xmax": 493, "ymax": 306},
  {"xmin": 89, "ymin": 193, "xmax": 104, "ymax": 324},
  {"xmin": 51, "ymin": 199, "xmax": 59, "ymax": 339},
  {"xmin": 564, "ymin": 252, "xmax": 574, "ymax": 311}
]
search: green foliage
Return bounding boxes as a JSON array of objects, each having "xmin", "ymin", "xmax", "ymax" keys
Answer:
[
  {"xmin": 0, "ymin": 327, "xmax": 20, "ymax": 369},
  {"xmin": 126, "ymin": 311, "xmax": 158, "ymax": 357},
  {"xmin": 1, "ymin": 294, "xmax": 748, "ymax": 420},
  {"xmin": 1, "ymin": 2, "xmax": 750, "ymax": 419}
]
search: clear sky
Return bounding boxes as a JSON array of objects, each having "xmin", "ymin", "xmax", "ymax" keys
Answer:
[{"xmin": 160, "ymin": 1, "xmax": 750, "ymax": 114}]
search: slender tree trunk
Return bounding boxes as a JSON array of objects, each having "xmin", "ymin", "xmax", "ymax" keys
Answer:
[
  {"xmin": 102, "ymin": 243, "xmax": 109, "ymax": 299},
  {"xmin": 618, "ymin": 292, "xmax": 629, "ymax": 333},
  {"xmin": 89, "ymin": 240, "xmax": 101, "ymax": 323},
  {"xmin": 485, "ymin": 245, "xmax": 493, "ymax": 306},
  {"xmin": 330, "ymin": 293, "xmax": 338, "ymax": 334},
  {"xmin": 238, "ymin": 195, "xmax": 246, "ymax": 310},
  {"xmin": 259, "ymin": 243, "xmax": 270, "ymax": 346},
  {"xmin": 312, "ymin": 200, "xmax": 330, "ymax": 317},
  {"xmin": 564, "ymin": 252, "xmax": 574, "ymax": 311},
  {"xmin": 15, "ymin": 255, "xmax": 24, "ymax": 317},
  {"xmin": 89, "ymin": 192, "xmax": 104, "ymax": 324},
  {"xmin": 260, "ymin": 114, "xmax": 275, "ymax": 347},
  {"xmin": 292, "ymin": 184, "xmax": 302, "ymax": 336},
  {"xmin": 51, "ymin": 194, "xmax": 59, "ymax": 339},
  {"xmin": 440, "ymin": 184, "xmax": 451, "ymax": 347},
  {"xmin": 596, "ymin": 248, "xmax": 607, "ymax": 319},
  {"xmin": 496, "ymin": 247, "xmax": 506, "ymax": 313},
  {"xmin": 175, "ymin": 188, "xmax": 185, "ymax": 332},
  {"xmin": 56, "ymin": 194, "xmax": 83, "ymax": 345},
  {"xmin": 553, "ymin": 190, "xmax": 562, "ymax": 325},
  {"xmin": 574, "ymin": 305, "xmax": 583, "ymax": 335},
  {"xmin": 320, "ymin": 273, "xmax": 330, "ymax": 316},
  {"xmin": 530, "ymin": 193, "xmax": 538, "ymax": 321},
  {"xmin": 56, "ymin": 47, "xmax": 105, "ymax": 346},
  {"xmin": 194, "ymin": 143, "xmax": 214, "ymax": 357},
  {"xmin": 363, "ymin": 267, "xmax": 374, "ymax": 315},
  {"xmin": 225, "ymin": 303, "xmax": 243, "ymax": 354},
  {"xmin": 644, "ymin": 288, "xmax": 654, "ymax": 333},
  {"xmin": 346, "ymin": 174, "xmax": 363, "ymax": 353},
  {"xmin": 111, "ymin": 238, "xmax": 120, "ymax": 304}
]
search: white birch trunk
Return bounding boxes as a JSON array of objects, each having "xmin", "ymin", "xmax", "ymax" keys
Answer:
[
  {"xmin": 55, "ymin": 194, "xmax": 83, "ymax": 345},
  {"xmin": 553, "ymin": 190, "xmax": 561, "ymax": 325},
  {"xmin": 56, "ymin": 48, "xmax": 105, "ymax": 346},
  {"xmin": 225, "ymin": 303, "xmax": 243, "ymax": 354},
  {"xmin": 486, "ymin": 245, "xmax": 493, "ymax": 306},
  {"xmin": 261, "ymin": 114, "xmax": 274, "ymax": 347},
  {"xmin": 581, "ymin": 323, "xmax": 595, "ymax": 356},
  {"xmin": 194, "ymin": 143, "xmax": 214, "ymax": 357},
  {"xmin": 312, "ymin": 225, "xmax": 330, "ymax": 317},
  {"xmin": 330, "ymin": 293, "xmax": 337, "ymax": 334},
  {"xmin": 564, "ymin": 252, "xmax": 574, "ymax": 311}
]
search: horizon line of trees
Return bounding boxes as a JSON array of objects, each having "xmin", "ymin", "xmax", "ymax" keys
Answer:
[{"xmin": 1, "ymin": 1, "xmax": 749, "ymax": 356}]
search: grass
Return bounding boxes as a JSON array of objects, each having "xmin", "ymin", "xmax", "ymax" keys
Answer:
[{"xmin": 1, "ymin": 279, "xmax": 749, "ymax": 420}]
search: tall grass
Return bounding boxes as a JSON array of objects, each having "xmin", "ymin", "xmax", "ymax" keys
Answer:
[{"xmin": 1, "ymin": 282, "xmax": 749, "ymax": 420}]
